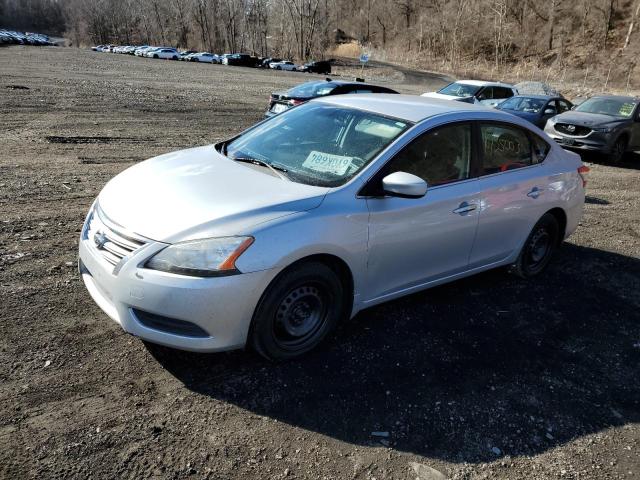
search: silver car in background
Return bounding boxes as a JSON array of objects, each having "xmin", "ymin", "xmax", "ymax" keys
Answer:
[{"xmin": 78, "ymin": 96, "xmax": 587, "ymax": 360}]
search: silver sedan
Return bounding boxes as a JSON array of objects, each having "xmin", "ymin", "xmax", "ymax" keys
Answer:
[{"xmin": 78, "ymin": 95, "xmax": 587, "ymax": 360}]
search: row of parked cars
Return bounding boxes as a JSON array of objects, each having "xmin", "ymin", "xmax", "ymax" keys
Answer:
[
  {"xmin": 266, "ymin": 77, "xmax": 639, "ymax": 163},
  {"xmin": 92, "ymin": 44, "xmax": 332, "ymax": 73},
  {"xmin": 0, "ymin": 30, "xmax": 54, "ymax": 46}
]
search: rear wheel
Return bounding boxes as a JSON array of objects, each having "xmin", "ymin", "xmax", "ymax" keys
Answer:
[
  {"xmin": 608, "ymin": 136, "xmax": 627, "ymax": 164},
  {"xmin": 512, "ymin": 213, "xmax": 560, "ymax": 278},
  {"xmin": 250, "ymin": 262, "xmax": 345, "ymax": 361}
]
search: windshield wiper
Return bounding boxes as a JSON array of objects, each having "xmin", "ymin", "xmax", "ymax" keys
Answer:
[{"xmin": 232, "ymin": 157, "xmax": 290, "ymax": 180}]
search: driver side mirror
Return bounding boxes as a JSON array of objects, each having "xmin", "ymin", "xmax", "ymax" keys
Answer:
[
  {"xmin": 544, "ymin": 108, "xmax": 556, "ymax": 115},
  {"xmin": 382, "ymin": 171, "xmax": 428, "ymax": 198}
]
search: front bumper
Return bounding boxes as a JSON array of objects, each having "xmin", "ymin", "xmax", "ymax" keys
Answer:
[
  {"xmin": 78, "ymin": 230, "xmax": 277, "ymax": 353},
  {"xmin": 544, "ymin": 127, "xmax": 613, "ymax": 153}
]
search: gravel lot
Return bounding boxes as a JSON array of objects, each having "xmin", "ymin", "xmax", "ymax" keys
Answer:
[{"xmin": 0, "ymin": 46, "xmax": 639, "ymax": 480}]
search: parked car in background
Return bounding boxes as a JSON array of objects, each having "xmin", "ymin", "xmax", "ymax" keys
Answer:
[
  {"xmin": 422, "ymin": 80, "xmax": 518, "ymax": 107},
  {"xmin": 298, "ymin": 60, "xmax": 332, "ymax": 74},
  {"xmin": 266, "ymin": 79, "xmax": 399, "ymax": 117},
  {"xmin": 545, "ymin": 95, "xmax": 640, "ymax": 163},
  {"xmin": 147, "ymin": 48, "xmax": 179, "ymax": 60},
  {"xmin": 188, "ymin": 52, "xmax": 219, "ymax": 63},
  {"xmin": 135, "ymin": 46, "xmax": 153, "ymax": 56},
  {"xmin": 260, "ymin": 57, "xmax": 282, "ymax": 68},
  {"xmin": 269, "ymin": 60, "xmax": 298, "ymax": 71},
  {"xmin": 179, "ymin": 50, "xmax": 197, "ymax": 60},
  {"xmin": 223, "ymin": 53, "xmax": 258, "ymax": 67},
  {"xmin": 79, "ymin": 95, "xmax": 586, "ymax": 360},
  {"xmin": 498, "ymin": 95, "xmax": 573, "ymax": 129}
]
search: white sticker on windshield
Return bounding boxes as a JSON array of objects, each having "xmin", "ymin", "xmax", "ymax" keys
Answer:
[{"xmin": 302, "ymin": 151, "xmax": 354, "ymax": 176}]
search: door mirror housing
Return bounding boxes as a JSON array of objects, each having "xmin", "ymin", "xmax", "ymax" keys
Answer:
[
  {"xmin": 382, "ymin": 171, "xmax": 428, "ymax": 198},
  {"xmin": 543, "ymin": 108, "xmax": 556, "ymax": 115}
]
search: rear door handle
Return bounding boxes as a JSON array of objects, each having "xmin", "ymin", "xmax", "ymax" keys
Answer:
[
  {"xmin": 453, "ymin": 202, "xmax": 477, "ymax": 215},
  {"xmin": 527, "ymin": 187, "xmax": 545, "ymax": 199}
]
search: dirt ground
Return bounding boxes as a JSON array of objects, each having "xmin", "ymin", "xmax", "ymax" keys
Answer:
[{"xmin": 0, "ymin": 46, "xmax": 639, "ymax": 480}]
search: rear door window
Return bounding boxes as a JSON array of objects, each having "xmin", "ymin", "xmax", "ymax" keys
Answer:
[
  {"xmin": 480, "ymin": 123, "xmax": 533, "ymax": 175},
  {"xmin": 493, "ymin": 87, "xmax": 514, "ymax": 99}
]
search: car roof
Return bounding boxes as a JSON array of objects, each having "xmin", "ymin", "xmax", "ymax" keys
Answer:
[
  {"xmin": 510, "ymin": 94, "xmax": 560, "ymax": 100},
  {"xmin": 302, "ymin": 80, "xmax": 388, "ymax": 88},
  {"xmin": 589, "ymin": 95, "xmax": 640, "ymax": 102},
  {"xmin": 315, "ymin": 94, "xmax": 512, "ymax": 122},
  {"xmin": 454, "ymin": 80, "xmax": 514, "ymax": 88}
]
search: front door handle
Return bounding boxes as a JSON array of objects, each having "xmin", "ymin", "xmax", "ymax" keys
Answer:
[
  {"xmin": 527, "ymin": 187, "xmax": 545, "ymax": 199},
  {"xmin": 453, "ymin": 202, "xmax": 477, "ymax": 215}
]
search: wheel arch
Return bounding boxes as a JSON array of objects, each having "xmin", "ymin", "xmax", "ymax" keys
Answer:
[
  {"xmin": 545, "ymin": 207, "xmax": 567, "ymax": 244},
  {"xmin": 254, "ymin": 253, "xmax": 355, "ymax": 323},
  {"xmin": 280, "ymin": 254, "xmax": 354, "ymax": 316}
]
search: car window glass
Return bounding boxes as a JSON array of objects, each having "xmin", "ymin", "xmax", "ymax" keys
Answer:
[
  {"xmin": 387, "ymin": 124, "xmax": 472, "ymax": 186},
  {"xmin": 477, "ymin": 87, "xmax": 493, "ymax": 100},
  {"xmin": 225, "ymin": 103, "xmax": 410, "ymax": 187},
  {"xmin": 530, "ymin": 134, "xmax": 550, "ymax": 164},
  {"xmin": 354, "ymin": 89, "xmax": 373, "ymax": 94},
  {"xmin": 556, "ymin": 100, "xmax": 571, "ymax": 113},
  {"xmin": 480, "ymin": 124, "xmax": 532, "ymax": 175},
  {"xmin": 494, "ymin": 87, "xmax": 513, "ymax": 99}
]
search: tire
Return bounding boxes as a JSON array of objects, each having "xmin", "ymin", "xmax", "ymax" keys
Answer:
[
  {"xmin": 193, "ymin": 58, "xmax": 198, "ymax": 62},
  {"xmin": 172, "ymin": 56, "xmax": 178, "ymax": 60},
  {"xmin": 512, "ymin": 213, "xmax": 560, "ymax": 279},
  {"xmin": 608, "ymin": 135, "xmax": 627, "ymax": 164},
  {"xmin": 276, "ymin": 66, "xmax": 281, "ymax": 70},
  {"xmin": 153, "ymin": 54, "xmax": 158, "ymax": 59},
  {"xmin": 250, "ymin": 262, "xmax": 345, "ymax": 361}
]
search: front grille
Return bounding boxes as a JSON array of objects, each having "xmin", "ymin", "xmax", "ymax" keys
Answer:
[
  {"xmin": 86, "ymin": 208, "xmax": 146, "ymax": 268},
  {"xmin": 554, "ymin": 123, "xmax": 591, "ymax": 136}
]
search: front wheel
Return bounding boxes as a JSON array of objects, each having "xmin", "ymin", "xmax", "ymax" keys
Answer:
[
  {"xmin": 608, "ymin": 136, "xmax": 627, "ymax": 164},
  {"xmin": 250, "ymin": 262, "xmax": 345, "ymax": 361},
  {"xmin": 512, "ymin": 213, "xmax": 560, "ymax": 278},
  {"xmin": 153, "ymin": 54, "xmax": 159, "ymax": 59}
]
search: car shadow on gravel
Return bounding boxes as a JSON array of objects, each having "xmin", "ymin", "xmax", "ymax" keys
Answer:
[
  {"xmin": 148, "ymin": 243, "xmax": 640, "ymax": 463},
  {"xmin": 578, "ymin": 150, "xmax": 640, "ymax": 169}
]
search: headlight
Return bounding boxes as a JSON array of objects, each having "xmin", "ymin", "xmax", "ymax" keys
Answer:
[{"xmin": 145, "ymin": 236, "xmax": 254, "ymax": 277}]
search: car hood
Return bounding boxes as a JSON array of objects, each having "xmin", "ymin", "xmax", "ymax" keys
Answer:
[
  {"xmin": 552, "ymin": 111, "xmax": 627, "ymax": 127},
  {"xmin": 98, "ymin": 145, "xmax": 328, "ymax": 243}
]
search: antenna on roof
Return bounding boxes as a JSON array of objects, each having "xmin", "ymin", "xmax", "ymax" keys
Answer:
[
  {"xmin": 355, "ymin": 77, "xmax": 364, "ymax": 82},
  {"xmin": 325, "ymin": 77, "xmax": 332, "ymax": 82}
]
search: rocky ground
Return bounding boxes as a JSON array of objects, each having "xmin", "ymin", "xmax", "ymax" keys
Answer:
[{"xmin": 0, "ymin": 46, "xmax": 638, "ymax": 479}]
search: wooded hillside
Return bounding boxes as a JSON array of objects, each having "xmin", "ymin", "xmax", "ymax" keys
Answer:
[{"xmin": 2, "ymin": 0, "xmax": 639, "ymax": 91}]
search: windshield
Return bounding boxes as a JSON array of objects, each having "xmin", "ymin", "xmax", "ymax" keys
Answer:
[
  {"xmin": 287, "ymin": 82, "xmax": 336, "ymax": 98},
  {"xmin": 438, "ymin": 82, "xmax": 482, "ymax": 97},
  {"xmin": 499, "ymin": 96, "xmax": 547, "ymax": 113},
  {"xmin": 575, "ymin": 98, "xmax": 637, "ymax": 118},
  {"xmin": 224, "ymin": 103, "xmax": 411, "ymax": 187}
]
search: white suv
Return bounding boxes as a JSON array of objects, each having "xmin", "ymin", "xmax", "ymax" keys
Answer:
[{"xmin": 422, "ymin": 80, "xmax": 518, "ymax": 107}]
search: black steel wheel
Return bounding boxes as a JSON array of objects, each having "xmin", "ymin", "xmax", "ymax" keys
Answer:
[
  {"xmin": 513, "ymin": 213, "xmax": 560, "ymax": 278},
  {"xmin": 250, "ymin": 262, "xmax": 345, "ymax": 360}
]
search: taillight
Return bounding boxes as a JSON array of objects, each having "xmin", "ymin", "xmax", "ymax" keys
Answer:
[
  {"xmin": 289, "ymin": 99, "xmax": 304, "ymax": 107},
  {"xmin": 577, "ymin": 165, "xmax": 590, "ymax": 188}
]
